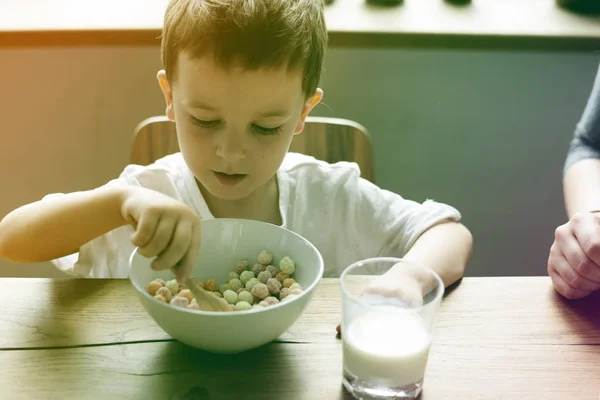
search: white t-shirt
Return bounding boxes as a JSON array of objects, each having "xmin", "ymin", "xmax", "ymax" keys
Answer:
[{"xmin": 48, "ymin": 152, "xmax": 461, "ymax": 278}]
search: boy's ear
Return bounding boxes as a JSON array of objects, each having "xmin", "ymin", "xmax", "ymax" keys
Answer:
[
  {"xmin": 157, "ymin": 70, "xmax": 175, "ymax": 121},
  {"xmin": 294, "ymin": 88, "xmax": 323, "ymax": 134}
]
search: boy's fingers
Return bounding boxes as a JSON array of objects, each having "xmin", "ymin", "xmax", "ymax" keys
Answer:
[
  {"xmin": 152, "ymin": 220, "xmax": 192, "ymax": 271},
  {"xmin": 131, "ymin": 212, "xmax": 159, "ymax": 248},
  {"xmin": 140, "ymin": 217, "xmax": 176, "ymax": 258},
  {"xmin": 550, "ymin": 269, "xmax": 591, "ymax": 300},
  {"xmin": 174, "ymin": 237, "xmax": 199, "ymax": 283}
]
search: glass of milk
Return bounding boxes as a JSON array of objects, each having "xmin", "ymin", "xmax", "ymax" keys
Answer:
[{"xmin": 340, "ymin": 257, "xmax": 444, "ymax": 399}]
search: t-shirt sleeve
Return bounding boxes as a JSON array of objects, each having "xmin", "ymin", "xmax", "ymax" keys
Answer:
[
  {"xmin": 343, "ymin": 168, "xmax": 462, "ymax": 259},
  {"xmin": 564, "ymin": 64, "xmax": 600, "ymax": 174}
]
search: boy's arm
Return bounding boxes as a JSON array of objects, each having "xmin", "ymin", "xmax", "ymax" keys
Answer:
[
  {"xmin": 394, "ymin": 221, "xmax": 473, "ymax": 290},
  {"xmin": 0, "ymin": 185, "xmax": 129, "ymax": 263}
]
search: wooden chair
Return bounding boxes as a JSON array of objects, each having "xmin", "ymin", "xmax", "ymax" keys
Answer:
[{"xmin": 131, "ymin": 115, "xmax": 374, "ymax": 182}]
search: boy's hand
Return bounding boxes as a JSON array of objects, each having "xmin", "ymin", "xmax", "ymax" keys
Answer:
[
  {"xmin": 548, "ymin": 212, "xmax": 600, "ymax": 299},
  {"xmin": 120, "ymin": 187, "xmax": 201, "ymax": 282}
]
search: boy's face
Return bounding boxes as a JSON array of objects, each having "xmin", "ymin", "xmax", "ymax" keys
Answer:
[{"xmin": 158, "ymin": 52, "xmax": 322, "ymax": 202}]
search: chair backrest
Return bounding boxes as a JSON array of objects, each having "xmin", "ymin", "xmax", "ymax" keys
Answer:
[{"xmin": 131, "ymin": 115, "xmax": 374, "ymax": 182}]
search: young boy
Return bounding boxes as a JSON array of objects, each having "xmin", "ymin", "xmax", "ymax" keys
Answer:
[{"xmin": 0, "ymin": 0, "xmax": 472, "ymax": 302}]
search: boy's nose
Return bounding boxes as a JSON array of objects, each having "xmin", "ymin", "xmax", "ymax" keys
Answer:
[{"xmin": 215, "ymin": 132, "xmax": 248, "ymax": 162}]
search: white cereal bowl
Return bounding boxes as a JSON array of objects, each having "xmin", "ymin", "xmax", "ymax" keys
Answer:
[{"xmin": 129, "ymin": 218, "xmax": 324, "ymax": 354}]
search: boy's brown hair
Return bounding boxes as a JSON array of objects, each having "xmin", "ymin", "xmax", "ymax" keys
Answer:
[{"xmin": 161, "ymin": 0, "xmax": 328, "ymax": 99}]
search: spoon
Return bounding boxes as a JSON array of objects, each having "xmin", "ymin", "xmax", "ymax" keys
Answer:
[{"xmin": 184, "ymin": 276, "xmax": 231, "ymax": 312}]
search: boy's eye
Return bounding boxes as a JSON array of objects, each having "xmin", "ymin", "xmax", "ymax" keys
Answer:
[
  {"xmin": 252, "ymin": 124, "xmax": 282, "ymax": 136},
  {"xmin": 189, "ymin": 116, "xmax": 220, "ymax": 128}
]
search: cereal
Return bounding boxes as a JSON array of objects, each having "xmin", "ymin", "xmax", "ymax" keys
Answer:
[
  {"xmin": 148, "ymin": 250, "xmax": 300, "ymax": 312},
  {"xmin": 289, "ymin": 282, "xmax": 303, "ymax": 291},
  {"xmin": 156, "ymin": 286, "xmax": 173, "ymax": 302},
  {"xmin": 178, "ymin": 289, "xmax": 194, "ymax": 303},
  {"xmin": 267, "ymin": 278, "xmax": 282, "ymax": 296},
  {"xmin": 259, "ymin": 296, "xmax": 280, "ymax": 307},
  {"xmin": 279, "ymin": 287, "xmax": 290, "ymax": 300},
  {"xmin": 234, "ymin": 260, "xmax": 249, "ymax": 274},
  {"xmin": 147, "ymin": 280, "xmax": 163, "ymax": 296},
  {"xmin": 220, "ymin": 283, "xmax": 232, "ymax": 294},
  {"xmin": 165, "ymin": 279, "xmax": 180, "ymax": 296},
  {"xmin": 170, "ymin": 296, "xmax": 189, "ymax": 308},
  {"xmin": 229, "ymin": 279, "xmax": 243, "ymax": 292},
  {"xmin": 154, "ymin": 294, "xmax": 167, "ymax": 303},
  {"xmin": 251, "ymin": 283, "xmax": 269, "ymax": 300},
  {"xmin": 245, "ymin": 278, "xmax": 260, "ymax": 291},
  {"xmin": 238, "ymin": 290, "xmax": 254, "ymax": 305},
  {"xmin": 265, "ymin": 265, "xmax": 279, "ymax": 278},
  {"xmin": 275, "ymin": 272, "xmax": 289, "ymax": 283},
  {"xmin": 257, "ymin": 250, "xmax": 273, "ymax": 265},
  {"xmin": 223, "ymin": 290, "xmax": 238, "ymax": 305},
  {"xmin": 226, "ymin": 272, "xmax": 240, "ymax": 281},
  {"xmin": 204, "ymin": 280, "xmax": 219, "ymax": 292},
  {"xmin": 239, "ymin": 271, "xmax": 255, "ymax": 286},
  {"xmin": 251, "ymin": 263, "xmax": 266, "ymax": 275},
  {"xmin": 280, "ymin": 256, "xmax": 295, "ymax": 275},
  {"xmin": 257, "ymin": 270, "xmax": 272, "ymax": 284},
  {"xmin": 283, "ymin": 278, "xmax": 296, "ymax": 288},
  {"xmin": 235, "ymin": 301, "xmax": 252, "ymax": 311}
]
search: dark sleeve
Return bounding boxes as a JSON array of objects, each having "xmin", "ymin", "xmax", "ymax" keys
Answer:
[{"xmin": 564, "ymin": 64, "xmax": 600, "ymax": 175}]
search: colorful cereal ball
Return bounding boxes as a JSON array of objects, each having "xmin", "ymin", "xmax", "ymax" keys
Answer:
[
  {"xmin": 280, "ymin": 256, "xmax": 296, "ymax": 275},
  {"xmin": 187, "ymin": 303, "xmax": 200, "ymax": 311},
  {"xmin": 223, "ymin": 290, "xmax": 239, "ymax": 305},
  {"xmin": 177, "ymin": 289, "xmax": 195, "ymax": 303},
  {"xmin": 257, "ymin": 270, "xmax": 272, "ymax": 284},
  {"xmin": 289, "ymin": 282, "xmax": 303, "ymax": 291},
  {"xmin": 146, "ymin": 280, "xmax": 164, "ymax": 296},
  {"xmin": 251, "ymin": 283, "xmax": 269, "ymax": 300},
  {"xmin": 238, "ymin": 290, "xmax": 254, "ymax": 305},
  {"xmin": 235, "ymin": 301, "xmax": 252, "ymax": 311},
  {"xmin": 245, "ymin": 278, "xmax": 260, "ymax": 291},
  {"xmin": 204, "ymin": 280, "xmax": 219, "ymax": 292},
  {"xmin": 267, "ymin": 278, "xmax": 282, "ymax": 296},
  {"xmin": 240, "ymin": 271, "xmax": 255, "ymax": 286},
  {"xmin": 220, "ymin": 283, "xmax": 232, "ymax": 294},
  {"xmin": 234, "ymin": 260, "xmax": 249, "ymax": 274},
  {"xmin": 279, "ymin": 287, "xmax": 290, "ymax": 300},
  {"xmin": 259, "ymin": 296, "xmax": 280, "ymax": 308},
  {"xmin": 155, "ymin": 286, "xmax": 173, "ymax": 302},
  {"xmin": 170, "ymin": 296, "xmax": 189, "ymax": 308},
  {"xmin": 265, "ymin": 265, "xmax": 279, "ymax": 278},
  {"xmin": 229, "ymin": 278, "xmax": 243, "ymax": 292},
  {"xmin": 275, "ymin": 272, "xmax": 289, "ymax": 283},
  {"xmin": 227, "ymin": 271, "xmax": 240, "ymax": 281},
  {"xmin": 252, "ymin": 263, "xmax": 266, "ymax": 276},
  {"xmin": 257, "ymin": 249, "xmax": 273, "ymax": 265},
  {"xmin": 165, "ymin": 279, "xmax": 180, "ymax": 296},
  {"xmin": 289, "ymin": 288, "xmax": 303, "ymax": 296},
  {"xmin": 283, "ymin": 278, "xmax": 296, "ymax": 288},
  {"xmin": 154, "ymin": 294, "xmax": 167, "ymax": 303}
]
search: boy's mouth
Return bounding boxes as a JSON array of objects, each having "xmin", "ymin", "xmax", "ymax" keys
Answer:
[{"xmin": 213, "ymin": 171, "xmax": 247, "ymax": 186}]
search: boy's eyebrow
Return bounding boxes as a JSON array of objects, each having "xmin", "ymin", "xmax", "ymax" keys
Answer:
[{"xmin": 187, "ymin": 99, "xmax": 291, "ymax": 118}]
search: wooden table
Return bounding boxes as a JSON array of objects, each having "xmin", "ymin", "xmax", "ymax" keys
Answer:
[
  {"xmin": 1, "ymin": 0, "xmax": 600, "ymax": 50},
  {"xmin": 0, "ymin": 277, "xmax": 598, "ymax": 399}
]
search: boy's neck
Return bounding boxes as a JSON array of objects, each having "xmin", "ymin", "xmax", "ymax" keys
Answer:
[{"xmin": 197, "ymin": 175, "xmax": 282, "ymax": 226}]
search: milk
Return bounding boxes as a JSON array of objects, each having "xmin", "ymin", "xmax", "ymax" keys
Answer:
[{"xmin": 343, "ymin": 305, "xmax": 432, "ymax": 388}]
